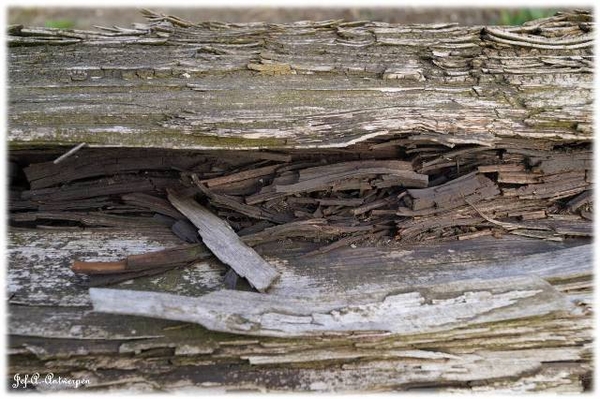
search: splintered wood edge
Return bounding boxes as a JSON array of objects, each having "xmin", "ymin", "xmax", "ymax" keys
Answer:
[
  {"xmin": 8, "ymin": 12, "xmax": 592, "ymax": 150},
  {"xmin": 89, "ymin": 274, "xmax": 574, "ymax": 338},
  {"xmin": 166, "ymin": 190, "xmax": 280, "ymax": 292}
]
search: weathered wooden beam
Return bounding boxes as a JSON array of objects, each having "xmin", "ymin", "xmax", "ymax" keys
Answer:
[
  {"xmin": 8, "ymin": 225, "xmax": 592, "ymax": 391},
  {"xmin": 8, "ymin": 302, "xmax": 591, "ymax": 392},
  {"xmin": 6, "ymin": 10, "xmax": 594, "ymax": 393},
  {"xmin": 8, "ymin": 227, "xmax": 591, "ymax": 309},
  {"xmin": 8, "ymin": 11, "xmax": 592, "ymax": 150}
]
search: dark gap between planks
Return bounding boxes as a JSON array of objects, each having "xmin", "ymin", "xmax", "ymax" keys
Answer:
[{"xmin": 8, "ymin": 139, "xmax": 593, "ymax": 289}]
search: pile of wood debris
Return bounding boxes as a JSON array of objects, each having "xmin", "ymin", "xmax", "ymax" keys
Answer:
[{"xmin": 9, "ymin": 138, "xmax": 592, "ymax": 292}]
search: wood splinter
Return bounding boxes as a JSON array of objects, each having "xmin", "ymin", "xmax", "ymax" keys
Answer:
[
  {"xmin": 71, "ymin": 243, "xmax": 211, "ymax": 285},
  {"xmin": 167, "ymin": 189, "xmax": 280, "ymax": 292},
  {"xmin": 72, "ymin": 260, "xmax": 127, "ymax": 275},
  {"xmin": 52, "ymin": 142, "xmax": 87, "ymax": 164}
]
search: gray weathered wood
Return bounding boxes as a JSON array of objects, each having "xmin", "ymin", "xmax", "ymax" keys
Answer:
[
  {"xmin": 89, "ymin": 275, "xmax": 574, "ymax": 337},
  {"xmin": 7, "ymin": 9, "xmax": 594, "ymax": 392},
  {"xmin": 167, "ymin": 190, "xmax": 280, "ymax": 292},
  {"xmin": 7, "ymin": 227, "xmax": 591, "ymax": 308},
  {"xmin": 9, "ymin": 303, "xmax": 591, "ymax": 392},
  {"xmin": 8, "ymin": 225, "xmax": 592, "ymax": 392},
  {"xmin": 8, "ymin": 11, "xmax": 592, "ymax": 150}
]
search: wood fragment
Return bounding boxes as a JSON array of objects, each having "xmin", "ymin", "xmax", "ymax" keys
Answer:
[
  {"xmin": 223, "ymin": 268, "xmax": 239, "ymax": 290},
  {"xmin": 457, "ymin": 229, "xmax": 494, "ymax": 240},
  {"xmin": 478, "ymin": 164, "xmax": 525, "ymax": 173},
  {"xmin": 52, "ymin": 142, "xmax": 86, "ymax": 164},
  {"xmin": 72, "ymin": 260, "xmax": 127, "ymax": 274},
  {"xmin": 11, "ymin": 211, "xmax": 161, "ymax": 228},
  {"xmin": 24, "ymin": 149, "xmax": 209, "ymax": 189},
  {"xmin": 89, "ymin": 275, "xmax": 575, "ymax": 338},
  {"xmin": 277, "ymin": 161, "xmax": 428, "ymax": 194},
  {"xmin": 171, "ymin": 220, "xmax": 200, "ymax": 243},
  {"xmin": 22, "ymin": 174, "xmax": 182, "ymax": 202},
  {"xmin": 517, "ymin": 210, "xmax": 547, "ymax": 220},
  {"xmin": 167, "ymin": 190, "xmax": 280, "ymax": 292},
  {"xmin": 122, "ymin": 193, "xmax": 185, "ymax": 220},
  {"xmin": 352, "ymin": 198, "xmax": 393, "ymax": 215},
  {"xmin": 305, "ymin": 228, "xmax": 389, "ymax": 256},
  {"xmin": 502, "ymin": 172, "xmax": 589, "ymax": 200},
  {"xmin": 316, "ymin": 198, "xmax": 364, "ymax": 207},
  {"xmin": 190, "ymin": 174, "xmax": 289, "ymax": 223},
  {"xmin": 201, "ymin": 164, "xmax": 281, "ymax": 187},
  {"xmin": 497, "ymin": 171, "xmax": 542, "ymax": 184},
  {"xmin": 405, "ymin": 172, "xmax": 500, "ymax": 212},
  {"xmin": 71, "ymin": 244, "xmax": 211, "ymax": 275},
  {"xmin": 126, "ymin": 244, "xmax": 211, "ymax": 270},
  {"xmin": 566, "ymin": 190, "xmax": 592, "ymax": 212},
  {"xmin": 242, "ymin": 219, "xmax": 373, "ymax": 246},
  {"xmin": 88, "ymin": 265, "xmax": 184, "ymax": 287}
]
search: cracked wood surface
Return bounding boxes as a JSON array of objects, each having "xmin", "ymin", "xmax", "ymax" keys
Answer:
[
  {"xmin": 6, "ymin": 10, "xmax": 594, "ymax": 392},
  {"xmin": 8, "ymin": 226, "xmax": 592, "ymax": 392},
  {"xmin": 8, "ymin": 10, "xmax": 593, "ymax": 150},
  {"xmin": 88, "ymin": 275, "xmax": 574, "ymax": 338},
  {"xmin": 7, "ymin": 227, "xmax": 591, "ymax": 308}
]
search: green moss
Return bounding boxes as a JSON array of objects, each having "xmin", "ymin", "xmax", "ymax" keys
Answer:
[
  {"xmin": 497, "ymin": 9, "xmax": 557, "ymax": 26},
  {"xmin": 10, "ymin": 128, "xmax": 289, "ymax": 150},
  {"xmin": 44, "ymin": 19, "xmax": 76, "ymax": 29}
]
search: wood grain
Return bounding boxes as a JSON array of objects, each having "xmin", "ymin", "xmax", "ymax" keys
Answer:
[
  {"xmin": 167, "ymin": 190, "xmax": 280, "ymax": 292},
  {"xmin": 8, "ymin": 11, "xmax": 592, "ymax": 150}
]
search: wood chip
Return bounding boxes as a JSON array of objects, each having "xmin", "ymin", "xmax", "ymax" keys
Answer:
[
  {"xmin": 52, "ymin": 142, "xmax": 86, "ymax": 164},
  {"xmin": 167, "ymin": 190, "xmax": 280, "ymax": 292},
  {"xmin": 405, "ymin": 172, "xmax": 500, "ymax": 212},
  {"xmin": 201, "ymin": 164, "xmax": 281, "ymax": 187}
]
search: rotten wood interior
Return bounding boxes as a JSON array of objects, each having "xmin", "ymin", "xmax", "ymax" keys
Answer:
[{"xmin": 7, "ymin": 9, "xmax": 593, "ymax": 393}]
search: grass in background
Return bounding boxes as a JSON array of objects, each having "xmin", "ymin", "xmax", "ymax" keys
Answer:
[
  {"xmin": 44, "ymin": 19, "xmax": 75, "ymax": 29},
  {"xmin": 497, "ymin": 9, "xmax": 556, "ymax": 25}
]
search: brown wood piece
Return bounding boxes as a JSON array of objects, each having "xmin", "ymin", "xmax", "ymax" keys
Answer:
[
  {"xmin": 201, "ymin": 164, "xmax": 282, "ymax": 187},
  {"xmin": 127, "ymin": 244, "xmax": 211, "ymax": 270},
  {"xmin": 72, "ymin": 260, "xmax": 127, "ymax": 274}
]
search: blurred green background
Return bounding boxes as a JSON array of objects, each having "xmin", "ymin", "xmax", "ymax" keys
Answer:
[{"xmin": 9, "ymin": 7, "xmax": 568, "ymax": 29}]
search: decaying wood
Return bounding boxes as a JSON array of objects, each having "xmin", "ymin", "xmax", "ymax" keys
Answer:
[
  {"xmin": 274, "ymin": 160, "xmax": 428, "ymax": 194},
  {"xmin": 7, "ymin": 9, "xmax": 594, "ymax": 393},
  {"xmin": 89, "ymin": 274, "xmax": 574, "ymax": 338},
  {"xmin": 71, "ymin": 260, "xmax": 127, "ymax": 274},
  {"xmin": 190, "ymin": 174, "xmax": 289, "ymax": 224},
  {"xmin": 23, "ymin": 149, "xmax": 210, "ymax": 189},
  {"xmin": 404, "ymin": 172, "xmax": 499, "ymax": 212},
  {"xmin": 8, "ymin": 226, "xmax": 592, "ymax": 392},
  {"xmin": 167, "ymin": 190, "xmax": 280, "ymax": 292},
  {"xmin": 121, "ymin": 193, "xmax": 185, "ymax": 220},
  {"xmin": 73, "ymin": 244, "xmax": 211, "ymax": 275},
  {"xmin": 567, "ymin": 190, "xmax": 592, "ymax": 212},
  {"xmin": 8, "ymin": 11, "xmax": 592, "ymax": 150},
  {"xmin": 9, "ymin": 228, "xmax": 591, "ymax": 307}
]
